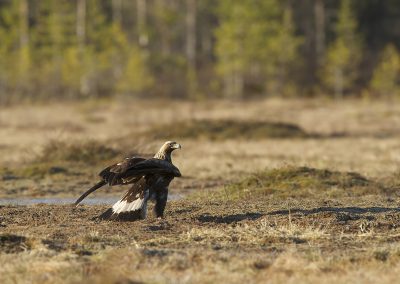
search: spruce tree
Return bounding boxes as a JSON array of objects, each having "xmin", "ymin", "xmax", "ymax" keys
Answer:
[
  {"xmin": 370, "ymin": 44, "xmax": 400, "ymax": 98},
  {"xmin": 215, "ymin": 0, "xmax": 301, "ymax": 98},
  {"xmin": 117, "ymin": 45, "xmax": 153, "ymax": 95},
  {"xmin": 0, "ymin": 0, "xmax": 31, "ymax": 100},
  {"xmin": 322, "ymin": 0, "xmax": 363, "ymax": 98}
]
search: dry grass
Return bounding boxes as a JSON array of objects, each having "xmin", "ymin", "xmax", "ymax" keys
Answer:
[
  {"xmin": 2, "ymin": 98, "xmax": 400, "ymax": 283},
  {"xmin": 2, "ymin": 203, "xmax": 400, "ymax": 284},
  {"xmin": 144, "ymin": 119, "xmax": 311, "ymax": 140},
  {"xmin": 37, "ymin": 140, "xmax": 121, "ymax": 164},
  {"xmin": 183, "ymin": 217, "xmax": 328, "ymax": 246},
  {"xmin": 217, "ymin": 166, "xmax": 397, "ymax": 200}
]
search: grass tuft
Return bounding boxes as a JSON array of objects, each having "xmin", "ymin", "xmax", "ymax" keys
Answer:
[
  {"xmin": 218, "ymin": 166, "xmax": 389, "ymax": 200},
  {"xmin": 1, "ymin": 140, "xmax": 122, "ymax": 180},
  {"xmin": 16, "ymin": 164, "xmax": 68, "ymax": 179},
  {"xmin": 146, "ymin": 119, "xmax": 311, "ymax": 140},
  {"xmin": 0, "ymin": 234, "xmax": 33, "ymax": 254},
  {"xmin": 37, "ymin": 140, "xmax": 121, "ymax": 164}
]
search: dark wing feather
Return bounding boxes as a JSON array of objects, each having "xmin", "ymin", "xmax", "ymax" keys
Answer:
[
  {"xmin": 99, "ymin": 157, "xmax": 146, "ymax": 185},
  {"xmin": 74, "ymin": 180, "xmax": 106, "ymax": 206},
  {"xmin": 98, "ymin": 177, "xmax": 149, "ymax": 221},
  {"xmin": 120, "ymin": 158, "xmax": 181, "ymax": 179}
]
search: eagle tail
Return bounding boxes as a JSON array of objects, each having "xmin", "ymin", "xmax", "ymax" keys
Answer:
[
  {"xmin": 97, "ymin": 196, "xmax": 147, "ymax": 221},
  {"xmin": 75, "ymin": 180, "xmax": 107, "ymax": 206},
  {"xmin": 97, "ymin": 208, "xmax": 114, "ymax": 220}
]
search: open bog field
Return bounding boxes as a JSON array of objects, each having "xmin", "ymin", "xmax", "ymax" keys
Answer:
[{"xmin": 1, "ymin": 98, "xmax": 400, "ymax": 283}]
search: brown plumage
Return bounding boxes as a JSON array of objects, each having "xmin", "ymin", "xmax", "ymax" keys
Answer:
[{"xmin": 75, "ymin": 141, "xmax": 182, "ymax": 221}]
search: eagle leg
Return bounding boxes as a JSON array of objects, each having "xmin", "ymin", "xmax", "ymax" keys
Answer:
[{"xmin": 154, "ymin": 187, "xmax": 168, "ymax": 218}]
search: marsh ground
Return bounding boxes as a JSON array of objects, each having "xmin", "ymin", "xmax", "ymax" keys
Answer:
[{"xmin": 1, "ymin": 98, "xmax": 400, "ymax": 283}]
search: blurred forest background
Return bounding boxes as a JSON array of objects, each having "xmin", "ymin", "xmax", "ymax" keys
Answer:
[{"xmin": 0, "ymin": 0, "xmax": 400, "ymax": 103}]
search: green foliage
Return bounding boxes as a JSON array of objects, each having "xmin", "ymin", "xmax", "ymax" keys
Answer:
[
  {"xmin": 29, "ymin": 0, "xmax": 77, "ymax": 97},
  {"xmin": 61, "ymin": 47, "xmax": 85, "ymax": 94},
  {"xmin": 322, "ymin": 0, "xmax": 363, "ymax": 98},
  {"xmin": 265, "ymin": 8, "xmax": 303, "ymax": 95},
  {"xmin": 0, "ymin": 0, "xmax": 31, "ymax": 99},
  {"xmin": 0, "ymin": 0, "xmax": 399, "ymax": 100},
  {"xmin": 117, "ymin": 46, "xmax": 154, "ymax": 95},
  {"xmin": 215, "ymin": 1, "xmax": 302, "ymax": 98},
  {"xmin": 370, "ymin": 44, "xmax": 400, "ymax": 97}
]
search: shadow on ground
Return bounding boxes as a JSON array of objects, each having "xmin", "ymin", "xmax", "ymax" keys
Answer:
[
  {"xmin": 268, "ymin": 206, "xmax": 400, "ymax": 216},
  {"xmin": 197, "ymin": 213, "xmax": 264, "ymax": 224}
]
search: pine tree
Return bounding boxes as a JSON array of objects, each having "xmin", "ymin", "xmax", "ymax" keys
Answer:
[
  {"xmin": 370, "ymin": 44, "xmax": 400, "ymax": 97},
  {"xmin": 136, "ymin": 0, "xmax": 148, "ymax": 47},
  {"xmin": 31, "ymin": 0, "xmax": 76, "ymax": 97},
  {"xmin": 322, "ymin": 0, "xmax": 363, "ymax": 98},
  {"xmin": 117, "ymin": 45, "xmax": 153, "ymax": 95},
  {"xmin": 265, "ymin": 6, "xmax": 303, "ymax": 95},
  {"xmin": 85, "ymin": 0, "xmax": 119, "ymax": 96},
  {"xmin": 186, "ymin": 0, "xmax": 198, "ymax": 99},
  {"xmin": 0, "ymin": 0, "xmax": 32, "ymax": 101},
  {"xmin": 215, "ymin": 0, "xmax": 302, "ymax": 98},
  {"xmin": 150, "ymin": 0, "xmax": 187, "ymax": 97}
]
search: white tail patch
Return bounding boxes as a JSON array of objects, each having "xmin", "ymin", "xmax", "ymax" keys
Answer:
[{"xmin": 111, "ymin": 190, "xmax": 149, "ymax": 215}]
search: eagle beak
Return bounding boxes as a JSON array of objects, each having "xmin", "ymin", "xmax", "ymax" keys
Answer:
[{"xmin": 174, "ymin": 143, "xmax": 182, "ymax": 149}]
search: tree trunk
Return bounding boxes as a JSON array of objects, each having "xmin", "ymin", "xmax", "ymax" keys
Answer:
[
  {"xmin": 155, "ymin": 0, "xmax": 171, "ymax": 56},
  {"xmin": 334, "ymin": 68, "xmax": 344, "ymax": 99},
  {"xmin": 136, "ymin": 0, "xmax": 148, "ymax": 47},
  {"xmin": 112, "ymin": 0, "xmax": 123, "ymax": 27},
  {"xmin": 19, "ymin": 0, "xmax": 29, "ymax": 47},
  {"xmin": 16, "ymin": 0, "xmax": 30, "ymax": 99},
  {"xmin": 186, "ymin": 0, "xmax": 197, "ymax": 98},
  {"xmin": 314, "ymin": 0, "xmax": 325, "ymax": 67},
  {"xmin": 77, "ymin": 0, "xmax": 89, "ymax": 95},
  {"xmin": 224, "ymin": 72, "xmax": 243, "ymax": 99},
  {"xmin": 77, "ymin": 0, "xmax": 85, "ymax": 45}
]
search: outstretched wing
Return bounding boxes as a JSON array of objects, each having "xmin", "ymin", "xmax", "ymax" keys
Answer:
[
  {"xmin": 99, "ymin": 157, "xmax": 146, "ymax": 185},
  {"xmin": 96, "ymin": 159, "xmax": 180, "ymax": 221},
  {"xmin": 120, "ymin": 158, "xmax": 181, "ymax": 179},
  {"xmin": 75, "ymin": 157, "xmax": 146, "ymax": 205}
]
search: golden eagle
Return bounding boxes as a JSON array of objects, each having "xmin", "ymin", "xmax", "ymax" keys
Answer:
[{"xmin": 75, "ymin": 141, "xmax": 181, "ymax": 221}]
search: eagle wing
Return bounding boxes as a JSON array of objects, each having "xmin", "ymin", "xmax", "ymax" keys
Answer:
[
  {"xmin": 76, "ymin": 157, "xmax": 181, "ymax": 212},
  {"xmin": 74, "ymin": 156, "xmax": 146, "ymax": 205},
  {"xmin": 98, "ymin": 177, "xmax": 150, "ymax": 221},
  {"xmin": 98, "ymin": 174, "xmax": 173, "ymax": 221},
  {"xmin": 99, "ymin": 157, "xmax": 146, "ymax": 185},
  {"xmin": 120, "ymin": 158, "xmax": 181, "ymax": 179}
]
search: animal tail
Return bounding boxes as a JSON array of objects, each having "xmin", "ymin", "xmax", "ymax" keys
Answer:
[
  {"xmin": 97, "ymin": 197, "xmax": 147, "ymax": 221},
  {"xmin": 75, "ymin": 180, "xmax": 107, "ymax": 206},
  {"xmin": 97, "ymin": 208, "xmax": 114, "ymax": 220}
]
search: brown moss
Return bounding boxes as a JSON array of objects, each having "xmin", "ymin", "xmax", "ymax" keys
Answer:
[
  {"xmin": 37, "ymin": 140, "xmax": 121, "ymax": 164},
  {"xmin": 146, "ymin": 119, "xmax": 311, "ymax": 140},
  {"xmin": 0, "ymin": 234, "xmax": 32, "ymax": 253},
  {"xmin": 219, "ymin": 166, "xmax": 390, "ymax": 199}
]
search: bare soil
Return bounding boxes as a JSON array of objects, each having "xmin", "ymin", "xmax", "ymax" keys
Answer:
[
  {"xmin": 2, "ymin": 194, "xmax": 400, "ymax": 283},
  {"xmin": 2, "ymin": 98, "xmax": 400, "ymax": 283}
]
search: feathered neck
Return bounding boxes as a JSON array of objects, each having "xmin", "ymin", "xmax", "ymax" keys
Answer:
[{"xmin": 154, "ymin": 146, "xmax": 172, "ymax": 162}]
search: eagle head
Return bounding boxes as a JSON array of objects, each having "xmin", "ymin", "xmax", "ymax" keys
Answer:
[
  {"xmin": 163, "ymin": 141, "xmax": 181, "ymax": 151},
  {"xmin": 154, "ymin": 141, "xmax": 181, "ymax": 161}
]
